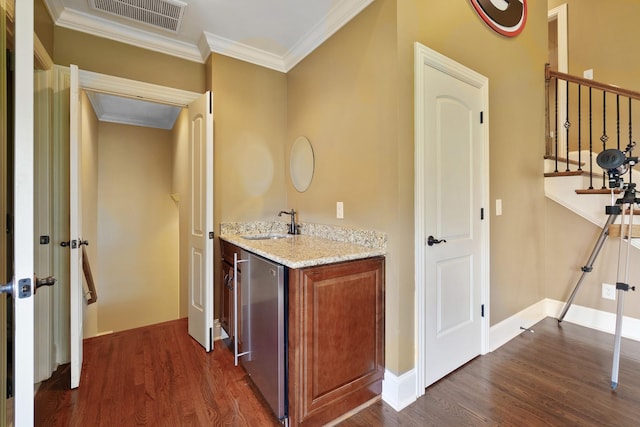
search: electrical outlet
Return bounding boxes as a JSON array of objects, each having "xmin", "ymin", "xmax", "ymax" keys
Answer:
[
  {"xmin": 336, "ymin": 202, "xmax": 344, "ymax": 219},
  {"xmin": 602, "ymin": 283, "xmax": 616, "ymax": 300}
]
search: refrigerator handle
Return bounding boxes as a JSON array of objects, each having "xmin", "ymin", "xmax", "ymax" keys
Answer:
[{"xmin": 234, "ymin": 252, "xmax": 249, "ymax": 366}]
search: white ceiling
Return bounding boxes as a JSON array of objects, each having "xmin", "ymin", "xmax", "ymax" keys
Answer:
[
  {"xmin": 86, "ymin": 91, "xmax": 182, "ymax": 129},
  {"xmin": 43, "ymin": 0, "xmax": 375, "ymax": 73},
  {"xmin": 44, "ymin": 0, "xmax": 373, "ymax": 130}
]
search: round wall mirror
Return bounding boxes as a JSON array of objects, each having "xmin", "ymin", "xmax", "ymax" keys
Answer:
[{"xmin": 290, "ymin": 136, "xmax": 314, "ymax": 192}]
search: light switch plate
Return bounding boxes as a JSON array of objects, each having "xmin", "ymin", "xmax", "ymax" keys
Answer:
[{"xmin": 602, "ymin": 283, "xmax": 616, "ymax": 300}]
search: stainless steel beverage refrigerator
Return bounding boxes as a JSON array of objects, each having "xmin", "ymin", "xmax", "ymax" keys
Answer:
[{"xmin": 241, "ymin": 251, "xmax": 287, "ymax": 420}]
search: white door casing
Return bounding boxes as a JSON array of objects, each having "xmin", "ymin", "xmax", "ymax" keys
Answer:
[
  {"xmin": 13, "ymin": 0, "xmax": 36, "ymax": 424},
  {"xmin": 187, "ymin": 91, "xmax": 214, "ymax": 351},
  {"xmin": 34, "ymin": 69, "xmax": 57, "ymax": 383},
  {"xmin": 69, "ymin": 64, "xmax": 84, "ymax": 389},
  {"xmin": 414, "ymin": 43, "xmax": 490, "ymax": 395}
]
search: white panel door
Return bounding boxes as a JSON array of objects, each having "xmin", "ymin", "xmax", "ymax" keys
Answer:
[
  {"xmin": 69, "ymin": 64, "xmax": 84, "ymax": 389},
  {"xmin": 188, "ymin": 91, "xmax": 214, "ymax": 351},
  {"xmin": 12, "ymin": 0, "xmax": 36, "ymax": 424},
  {"xmin": 422, "ymin": 56, "xmax": 485, "ymax": 387}
]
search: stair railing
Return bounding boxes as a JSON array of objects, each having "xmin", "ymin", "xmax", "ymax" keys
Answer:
[
  {"xmin": 82, "ymin": 246, "xmax": 98, "ymax": 304},
  {"xmin": 545, "ymin": 64, "xmax": 640, "ymax": 190}
]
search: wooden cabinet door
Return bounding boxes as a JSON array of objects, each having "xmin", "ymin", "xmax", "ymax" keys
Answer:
[{"xmin": 288, "ymin": 257, "xmax": 385, "ymax": 426}]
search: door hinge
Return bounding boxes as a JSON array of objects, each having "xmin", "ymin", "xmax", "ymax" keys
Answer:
[
  {"xmin": 209, "ymin": 231, "xmax": 214, "ymax": 239},
  {"xmin": 480, "ymin": 208, "xmax": 484, "ymax": 220},
  {"xmin": 480, "ymin": 111, "xmax": 484, "ymax": 124},
  {"xmin": 209, "ymin": 93, "xmax": 212, "ymax": 114},
  {"xmin": 481, "ymin": 304, "xmax": 485, "ymax": 317}
]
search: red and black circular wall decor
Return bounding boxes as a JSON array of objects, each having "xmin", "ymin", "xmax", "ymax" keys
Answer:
[{"xmin": 470, "ymin": 0, "xmax": 527, "ymax": 37}]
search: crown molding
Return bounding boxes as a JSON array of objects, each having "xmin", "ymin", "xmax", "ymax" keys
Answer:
[
  {"xmin": 199, "ymin": 0, "xmax": 374, "ymax": 72},
  {"xmin": 51, "ymin": 6, "xmax": 204, "ymax": 63},
  {"xmin": 283, "ymin": 0, "xmax": 374, "ymax": 71},
  {"xmin": 199, "ymin": 31, "xmax": 287, "ymax": 73},
  {"xmin": 44, "ymin": 0, "xmax": 375, "ymax": 72}
]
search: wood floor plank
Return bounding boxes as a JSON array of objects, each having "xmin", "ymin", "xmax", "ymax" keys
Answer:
[
  {"xmin": 35, "ymin": 318, "xmax": 281, "ymax": 427},
  {"xmin": 339, "ymin": 318, "xmax": 640, "ymax": 427},
  {"xmin": 35, "ymin": 317, "xmax": 640, "ymax": 426}
]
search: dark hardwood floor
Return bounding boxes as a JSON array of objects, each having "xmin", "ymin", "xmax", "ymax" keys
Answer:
[
  {"xmin": 35, "ymin": 318, "xmax": 281, "ymax": 427},
  {"xmin": 35, "ymin": 317, "xmax": 640, "ymax": 426}
]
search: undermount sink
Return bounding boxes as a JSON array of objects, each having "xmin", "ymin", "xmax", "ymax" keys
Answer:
[{"xmin": 241, "ymin": 233, "xmax": 293, "ymax": 240}]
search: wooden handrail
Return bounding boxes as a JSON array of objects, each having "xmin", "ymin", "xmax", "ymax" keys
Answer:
[
  {"xmin": 82, "ymin": 246, "xmax": 98, "ymax": 304},
  {"xmin": 546, "ymin": 65, "xmax": 640, "ymax": 101}
]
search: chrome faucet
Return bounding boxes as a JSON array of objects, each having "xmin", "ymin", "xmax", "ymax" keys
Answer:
[{"xmin": 278, "ymin": 209, "xmax": 298, "ymax": 234}]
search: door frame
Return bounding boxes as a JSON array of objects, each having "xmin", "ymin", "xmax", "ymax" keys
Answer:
[
  {"xmin": 13, "ymin": 0, "xmax": 36, "ymax": 423},
  {"xmin": 413, "ymin": 42, "xmax": 490, "ymax": 397},
  {"xmin": 64, "ymin": 68, "xmax": 202, "ymax": 387}
]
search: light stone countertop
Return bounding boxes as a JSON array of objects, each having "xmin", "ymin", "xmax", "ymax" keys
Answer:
[{"xmin": 219, "ymin": 222, "xmax": 386, "ymax": 269}]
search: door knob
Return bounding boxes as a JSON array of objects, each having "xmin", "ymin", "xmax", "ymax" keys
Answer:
[
  {"xmin": 79, "ymin": 240, "xmax": 89, "ymax": 246},
  {"xmin": 427, "ymin": 235, "xmax": 447, "ymax": 246},
  {"xmin": 36, "ymin": 276, "xmax": 57, "ymax": 290}
]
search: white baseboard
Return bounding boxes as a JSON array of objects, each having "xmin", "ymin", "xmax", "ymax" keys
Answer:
[
  {"xmin": 381, "ymin": 368, "xmax": 417, "ymax": 411},
  {"xmin": 386, "ymin": 298, "xmax": 640, "ymax": 414},
  {"xmin": 489, "ymin": 299, "xmax": 548, "ymax": 351},
  {"xmin": 545, "ymin": 298, "xmax": 640, "ymax": 341},
  {"xmin": 489, "ymin": 298, "xmax": 640, "ymax": 351}
]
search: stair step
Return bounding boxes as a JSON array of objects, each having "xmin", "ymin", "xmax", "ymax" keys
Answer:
[
  {"xmin": 575, "ymin": 188, "xmax": 621, "ymax": 195},
  {"xmin": 544, "ymin": 171, "xmax": 584, "ymax": 177}
]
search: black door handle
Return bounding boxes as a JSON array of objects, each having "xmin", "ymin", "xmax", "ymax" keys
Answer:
[
  {"xmin": 36, "ymin": 276, "xmax": 57, "ymax": 289},
  {"xmin": 427, "ymin": 235, "xmax": 447, "ymax": 246}
]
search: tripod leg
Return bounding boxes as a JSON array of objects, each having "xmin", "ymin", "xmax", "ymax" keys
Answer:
[
  {"xmin": 611, "ymin": 288, "xmax": 625, "ymax": 389},
  {"xmin": 558, "ymin": 213, "xmax": 618, "ymax": 322},
  {"xmin": 611, "ymin": 204, "xmax": 634, "ymax": 389}
]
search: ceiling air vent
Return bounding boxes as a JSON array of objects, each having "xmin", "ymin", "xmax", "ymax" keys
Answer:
[{"xmin": 89, "ymin": 0, "xmax": 187, "ymax": 33}]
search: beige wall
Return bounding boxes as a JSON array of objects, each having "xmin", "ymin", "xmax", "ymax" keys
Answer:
[
  {"xmin": 35, "ymin": 0, "xmax": 54, "ymax": 59},
  {"xmin": 39, "ymin": 0, "xmax": 640, "ymax": 377},
  {"xmin": 549, "ymin": 0, "xmax": 640, "ymax": 90},
  {"xmin": 52, "ymin": 27, "xmax": 205, "ymax": 93},
  {"xmin": 286, "ymin": 0, "xmax": 548, "ymax": 374},
  {"xmin": 544, "ymin": 0, "xmax": 640, "ymax": 319},
  {"xmin": 208, "ymin": 53, "xmax": 288, "ymax": 317},
  {"xmin": 409, "ymin": 1, "xmax": 548, "ymax": 327},
  {"xmin": 286, "ymin": 0, "xmax": 408, "ymax": 371},
  {"xmin": 80, "ymin": 91, "xmax": 99, "ymax": 338},
  {"xmin": 546, "ymin": 199, "xmax": 640, "ymax": 318},
  {"xmin": 96, "ymin": 122, "xmax": 180, "ymax": 333}
]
